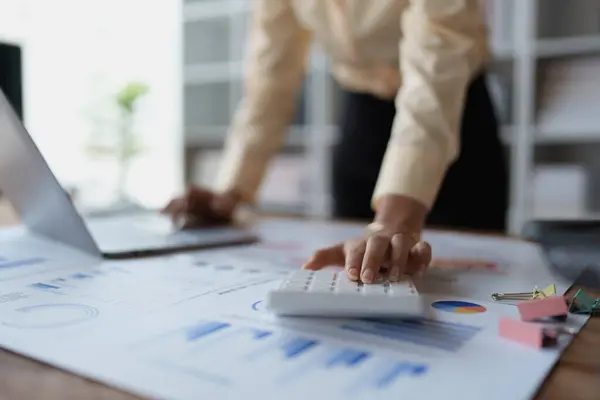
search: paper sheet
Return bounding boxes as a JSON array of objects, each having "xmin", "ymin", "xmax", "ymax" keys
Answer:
[{"xmin": 0, "ymin": 219, "xmax": 588, "ymax": 400}]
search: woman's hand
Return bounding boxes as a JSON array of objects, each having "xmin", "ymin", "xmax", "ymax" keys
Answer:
[
  {"xmin": 303, "ymin": 234, "xmax": 432, "ymax": 283},
  {"xmin": 161, "ymin": 186, "xmax": 242, "ymax": 228},
  {"xmin": 302, "ymin": 194, "xmax": 432, "ymax": 283}
]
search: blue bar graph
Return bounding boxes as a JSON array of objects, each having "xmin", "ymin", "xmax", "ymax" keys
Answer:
[
  {"xmin": 142, "ymin": 319, "xmax": 432, "ymax": 395},
  {"xmin": 71, "ymin": 273, "xmax": 93, "ymax": 279},
  {"xmin": 325, "ymin": 348, "xmax": 370, "ymax": 368},
  {"xmin": 250, "ymin": 329, "xmax": 273, "ymax": 340},
  {"xmin": 186, "ymin": 322, "xmax": 230, "ymax": 341},
  {"xmin": 27, "ymin": 268, "xmax": 120, "ymax": 293},
  {"xmin": 0, "ymin": 257, "xmax": 46, "ymax": 269},
  {"xmin": 193, "ymin": 261, "xmax": 209, "ymax": 267},
  {"xmin": 281, "ymin": 337, "xmax": 319, "ymax": 359},
  {"xmin": 340, "ymin": 318, "xmax": 481, "ymax": 352},
  {"xmin": 30, "ymin": 283, "xmax": 60, "ymax": 290},
  {"xmin": 375, "ymin": 362, "xmax": 428, "ymax": 389},
  {"xmin": 91, "ymin": 270, "xmax": 106, "ymax": 275}
]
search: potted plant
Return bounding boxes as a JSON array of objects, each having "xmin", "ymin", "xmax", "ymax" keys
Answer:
[{"xmin": 86, "ymin": 81, "xmax": 149, "ymax": 210}]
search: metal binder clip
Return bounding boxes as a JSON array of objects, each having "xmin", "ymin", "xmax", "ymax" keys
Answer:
[
  {"xmin": 491, "ymin": 287, "xmax": 541, "ymax": 302},
  {"xmin": 533, "ymin": 284, "xmax": 557, "ymax": 299}
]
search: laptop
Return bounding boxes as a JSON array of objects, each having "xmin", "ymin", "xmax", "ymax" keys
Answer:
[{"xmin": 0, "ymin": 90, "xmax": 259, "ymax": 259}]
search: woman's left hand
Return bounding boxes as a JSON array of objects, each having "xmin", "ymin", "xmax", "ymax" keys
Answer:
[{"xmin": 302, "ymin": 194, "xmax": 432, "ymax": 283}]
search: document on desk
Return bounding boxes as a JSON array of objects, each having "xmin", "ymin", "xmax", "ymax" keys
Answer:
[{"xmin": 0, "ymin": 219, "xmax": 588, "ymax": 400}]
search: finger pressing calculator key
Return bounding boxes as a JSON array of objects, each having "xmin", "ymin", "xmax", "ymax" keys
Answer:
[{"xmin": 265, "ymin": 270, "xmax": 426, "ymax": 318}]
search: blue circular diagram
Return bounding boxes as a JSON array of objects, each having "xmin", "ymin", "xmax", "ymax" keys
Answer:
[
  {"xmin": 2, "ymin": 304, "xmax": 99, "ymax": 329},
  {"xmin": 252, "ymin": 300, "xmax": 264, "ymax": 312}
]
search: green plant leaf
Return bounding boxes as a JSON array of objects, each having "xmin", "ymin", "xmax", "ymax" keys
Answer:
[{"xmin": 116, "ymin": 82, "xmax": 150, "ymax": 113}]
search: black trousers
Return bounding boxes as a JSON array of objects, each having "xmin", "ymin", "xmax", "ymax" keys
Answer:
[{"xmin": 331, "ymin": 74, "xmax": 509, "ymax": 232}]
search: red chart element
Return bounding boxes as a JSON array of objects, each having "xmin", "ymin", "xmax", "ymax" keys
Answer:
[
  {"xmin": 259, "ymin": 242, "xmax": 303, "ymax": 251},
  {"xmin": 430, "ymin": 258, "xmax": 499, "ymax": 272}
]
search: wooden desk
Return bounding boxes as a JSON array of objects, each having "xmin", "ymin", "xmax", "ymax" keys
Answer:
[{"xmin": 0, "ymin": 208, "xmax": 599, "ymax": 400}]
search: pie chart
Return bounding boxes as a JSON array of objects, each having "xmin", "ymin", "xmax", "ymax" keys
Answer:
[
  {"xmin": 1, "ymin": 303, "xmax": 99, "ymax": 329},
  {"xmin": 431, "ymin": 300, "xmax": 486, "ymax": 314}
]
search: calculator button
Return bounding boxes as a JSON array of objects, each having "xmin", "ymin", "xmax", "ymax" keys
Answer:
[
  {"xmin": 287, "ymin": 271, "xmax": 312, "ymax": 280},
  {"xmin": 312, "ymin": 270, "xmax": 337, "ymax": 282},
  {"xmin": 287, "ymin": 277, "xmax": 310, "ymax": 286},
  {"xmin": 335, "ymin": 284, "xmax": 361, "ymax": 294},
  {"xmin": 388, "ymin": 283, "xmax": 414, "ymax": 296},
  {"xmin": 335, "ymin": 278, "xmax": 358, "ymax": 289},
  {"xmin": 309, "ymin": 279, "xmax": 333, "ymax": 288},
  {"xmin": 372, "ymin": 276, "xmax": 387, "ymax": 285},
  {"xmin": 283, "ymin": 281, "xmax": 309, "ymax": 291},
  {"xmin": 362, "ymin": 284, "xmax": 388, "ymax": 295},
  {"xmin": 336, "ymin": 274, "xmax": 356, "ymax": 284},
  {"xmin": 308, "ymin": 283, "xmax": 333, "ymax": 292}
]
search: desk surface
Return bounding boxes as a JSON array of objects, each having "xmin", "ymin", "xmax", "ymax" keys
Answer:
[{"xmin": 0, "ymin": 199, "xmax": 599, "ymax": 400}]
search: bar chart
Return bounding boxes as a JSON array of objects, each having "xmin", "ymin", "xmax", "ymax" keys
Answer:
[
  {"xmin": 339, "ymin": 318, "xmax": 481, "ymax": 353},
  {"xmin": 0, "ymin": 256, "xmax": 46, "ymax": 269},
  {"xmin": 28, "ymin": 267, "xmax": 131, "ymax": 295},
  {"xmin": 135, "ymin": 319, "xmax": 429, "ymax": 396},
  {"xmin": 0, "ymin": 255, "xmax": 52, "ymax": 282}
]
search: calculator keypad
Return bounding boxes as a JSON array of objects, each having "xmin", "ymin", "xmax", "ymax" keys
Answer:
[{"xmin": 280, "ymin": 270, "xmax": 417, "ymax": 297}]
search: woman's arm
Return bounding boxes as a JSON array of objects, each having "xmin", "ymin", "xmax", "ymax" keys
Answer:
[
  {"xmin": 215, "ymin": 0, "xmax": 312, "ymax": 204},
  {"xmin": 372, "ymin": 0, "xmax": 486, "ymax": 232}
]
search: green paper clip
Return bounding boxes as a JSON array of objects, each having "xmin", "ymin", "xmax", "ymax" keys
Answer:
[{"xmin": 592, "ymin": 299, "xmax": 600, "ymax": 316}]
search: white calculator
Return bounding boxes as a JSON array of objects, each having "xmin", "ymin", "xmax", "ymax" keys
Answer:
[{"xmin": 265, "ymin": 269, "xmax": 426, "ymax": 318}]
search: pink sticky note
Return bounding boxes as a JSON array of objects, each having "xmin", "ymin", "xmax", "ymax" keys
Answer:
[
  {"xmin": 517, "ymin": 296, "xmax": 568, "ymax": 322},
  {"xmin": 498, "ymin": 317, "xmax": 545, "ymax": 349}
]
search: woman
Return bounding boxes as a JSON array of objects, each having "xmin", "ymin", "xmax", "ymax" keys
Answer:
[{"xmin": 163, "ymin": 0, "xmax": 508, "ymax": 284}]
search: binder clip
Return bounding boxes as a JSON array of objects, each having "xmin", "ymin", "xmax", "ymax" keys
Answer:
[
  {"xmin": 569, "ymin": 288, "xmax": 600, "ymax": 316},
  {"xmin": 491, "ymin": 287, "xmax": 541, "ymax": 302},
  {"xmin": 533, "ymin": 284, "xmax": 557, "ymax": 299},
  {"xmin": 517, "ymin": 295, "xmax": 569, "ymax": 322},
  {"xmin": 491, "ymin": 284, "xmax": 557, "ymax": 302},
  {"xmin": 498, "ymin": 317, "xmax": 573, "ymax": 349}
]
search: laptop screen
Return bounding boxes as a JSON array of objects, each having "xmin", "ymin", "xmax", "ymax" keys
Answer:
[{"xmin": 0, "ymin": 42, "xmax": 23, "ymax": 120}]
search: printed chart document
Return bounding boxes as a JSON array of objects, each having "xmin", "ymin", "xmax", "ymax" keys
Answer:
[{"xmin": 0, "ymin": 219, "xmax": 587, "ymax": 400}]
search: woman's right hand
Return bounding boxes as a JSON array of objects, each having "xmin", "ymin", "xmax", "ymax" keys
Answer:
[{"xmin": 160, "ymin": 186, "xmax": 242, "ymax": 228}]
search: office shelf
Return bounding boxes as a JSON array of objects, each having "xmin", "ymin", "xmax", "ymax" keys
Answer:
[
  {"xmin": 487, "ymin": 0, "xmax": 600, "ymax": 233},
  {"xmin": 536, "ymin": 36, "xmax": 600, "ymax": 57},
  {"xmin": 182, "ymin": 2, "xmax": 336, "ymax": 217}
]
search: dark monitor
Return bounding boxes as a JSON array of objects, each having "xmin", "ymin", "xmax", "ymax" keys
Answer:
[{"xmin": 0, "ymin": 42, "xmax": 23, "ymax": 120}]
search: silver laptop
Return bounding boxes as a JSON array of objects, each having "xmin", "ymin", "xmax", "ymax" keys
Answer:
[{"xmin": 0, "ymin": 90, "xmax": 258, "ymax": 259}]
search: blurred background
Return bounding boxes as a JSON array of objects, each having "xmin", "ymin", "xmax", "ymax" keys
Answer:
[{"xmin": 1, "ymin": 0, "xmax": 600, "ymax": 235}]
